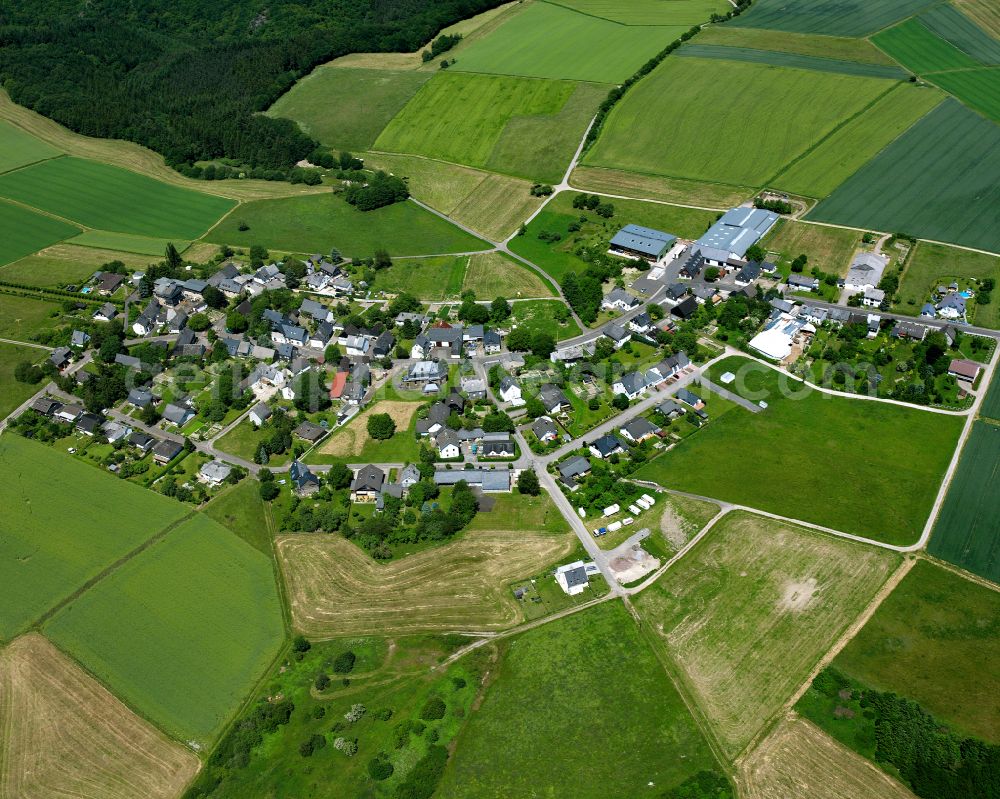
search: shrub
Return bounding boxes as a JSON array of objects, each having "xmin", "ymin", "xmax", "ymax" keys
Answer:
[
  {"xmin": 368, "ymin": 757, "xmax": 395, "ymax": 780},
  {"xmin": 292, "ymin": 635, "xmax": 311, "ymax": 653},
  {"xmin": 367, "ymin": 413, "xmax": 396, "ymax": 440},
  {"xmin": 420, "ymin": 697, "xmax": 446, "ymax": 721},
  {"xmin": 333, "ymin": 650, "xmax": 356, "ymax": 674},
  {"xmin": 314, "ymin": 673, "xmax": 330, "ymax": 691}
]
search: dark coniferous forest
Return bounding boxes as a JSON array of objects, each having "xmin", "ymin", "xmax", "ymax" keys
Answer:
[{"xmin": 0, "ymin": 0, "xmax": 502, "ymax": 171}]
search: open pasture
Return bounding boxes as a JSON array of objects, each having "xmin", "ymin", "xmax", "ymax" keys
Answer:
[
  {"xmin": 676, "ymin": 44, "xmax": 907, "ymax": 79},
  {"xmin": 463, "ymin": 251, "xmax": 555, "ymax": 297},
  {"xmin": 740, "ymin": 716, "xmax": 916, "ymax": 799},
  {"xmin": 375, "ymin": 73, "xmax": 603, "ymax": 184},
  {"xmin": 773, "ymin": 83, "xmax": 944, "ymax": 199},
  {"xmin": 451, "ymin": 1, "xmax": 684, "ymax": 84},
  {"xmin": 728, "ymin": 0, "xmax": 940, "ymax": 37},
  {"xmin": 0, "ymin": 634, "xmax": 200, "ymax": 799},
  {"xmin": 584, "ymin": 58, "xmax": 894, "ymax": 187},
  {"xmin": 0, "ymin": 436, "xmax": 187, "ymax": 641},
  {"xmin": 920, "ymin": 4, "xmax": 1000, "ymax": 64},
  {"xmin": 0, "ymin": 200, "xmax": 80, "ymax": 266},
  {"xmin": 548, "ymin": 0, "xmax": 728, "ymax": 25},
  {"xmin": 45, "ymin": 513, "xmax": 285, "ymax": 746},
  {"xmin": 897, "ymin": 241, "xmax": 1000, "ymax": 329},
  {"xmin": 0, "ymin": 342, "xmax": 50, "ymax": 420},
  {"xmin": 203, "ymin": 478, "xmax": 272, "ymax": 555},
  {"xmin": 873, "ymin": 17, "xmax": 980, "ymax": 74},
  {"xmin": 277, "ymin": 526, "xmax": 575, "ymax": 636},
  {"xmin": 635, "ymin": 512, "xmax": 898, "ymax": 757},
  {"xmin": 438, "ymin": 601, "xmax": 721, "ymax": 799},
  {"xmin": 0, "ymin": 120, "xmax": 61, "ymax": 174},
  {"xmin": 205, "ymin": 192, "xmax": 487, "ymax": 257},
  {"xmin": 809, "ymin": 99, "xmax": 1000, "ymax": 255},
  {"xmin": 0, "ymin": 157, "xmax": 235, "ymax": 240},
  {"xmin": 636, "ymin": 357, "xmax": 963, "ymax": 545},
  {"xmin": 928, "ymin": 420, "xmax": 1000, "ymax": 584},
  {"xmin": 833, "ymin": 559, "xmax": 1000, "ymax": 743},
  {"xmin": 928, "ymin": 68, "xmax": 1000, "ymax": 122},
  {"xmin": 268, "ymin": 67, "xmax": 431, "ymax": 151},
  {"xmin": 695, "ymin": 26, "xmax": 897, "ymax": 65}
]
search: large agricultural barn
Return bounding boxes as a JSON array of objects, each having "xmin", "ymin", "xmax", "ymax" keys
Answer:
[
  {"xmin": 694, "ymin": 207, "xmax": 778, "ymax": 266},
  {"xmin": 609, "ymin": 223, "xmax": 677, "ymax": 262}
]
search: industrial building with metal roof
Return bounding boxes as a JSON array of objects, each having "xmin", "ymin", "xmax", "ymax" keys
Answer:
[
  {"xmin": 694, "ymin": 207, "xmax": 778, "ymax": 264},
  {"xmin": 609, "ymin": 224, "xmax": 677, "ymax": 261}
]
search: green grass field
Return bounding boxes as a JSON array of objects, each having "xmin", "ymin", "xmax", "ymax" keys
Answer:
[
  {"xmin": 772, "ymin": 83, "xmax": 944, "ymax": 198},
  {"xmin": 548, "ymin": 0, "xmax": 728, "ymax": 25},
  {"xmin": 636, "ymin": 357, "xmax": 963, "ymax": 545},
  {"xmin": 203, "ymin": 479, "xmax": 272, "ymax": 555},
  {"xmin": 0, "ymin": 436, "xmax": 188, "ymax": 641},
  {"xmin": 897, "ymin": 241, "xmax": 1000, "ymax": 328},
  {"xmin": 0, "ymin": 294, "xmax": 65, "ymax": 340},
  {"xmin": 205, "ymin": 193, "xmax": 487, "ymax": 257},
  {"xmin": 920, "ymin": 3, "xmax": 1000, "ymax": 64},
  {"xmin": 438, "ymin": 601, "xmax": 721, "ymax": 798},
  {"xmin": 268, "ymin": 67, "xmax": 432, "ymax": 151},
  {"xmin": 452, "ymin": 1, "xmax": 684, "ymax": 83},
  {"xmin": 676, "ymin": 44, "xmax": 907, "ymax": 79},
  {"xmin": 928, "ymin": 421, "xmax": 1000, "ymax": 584},
  {"xmin": 809, "ymin": 99, "xmax": 1000, "ymax": 255},
  {"xmin": 832, "ymin": 559, "xmax": 1000, "ymax": 743},
  {"xmin": 695, "ymin": 26, "xmax": 898, "ymax": 65},
  {"xmin": 0, "ymin": 342, "xmax": 49, "ymax": 419},
  {"xmin": 45, "ymin": 513, "xmax": 285, "ymax": 746},
  {"xmin": 0, "ymin": 200, "xmax": 80, "ymax": 266},
  {"xmin": 928, "ymin": 68, "xmax": 1000, "ymax": 122},
  {"xmin": 584, "ymin": 58, "xmax": 894, "ymax": 187},
  {"xmin": 215, "ymin": 420, "xmax": 291, "ymax": 468},
  {"xmin": 0, "ymin": 120, "xmax": 61, "ymax": 174},
  {"xmin": 375, "ymin": 73, "xmax": 604, "ymax": 183},
  {"xmin": 510, "ymin": 299, "xmax": 582, "ymax": 341},
  {"xmin": 982, "ymin": 365, "xmax": 1000, "ymax": 421},
  {"xmin": 463, "ymin": 251, "xmax": 556, "ymax": 298},
  {"xmin": 729, "ymin": 0, "xmax": 940, "ymax": 37},
  {"xmin": 370, "ymin": 255, "xmax": 468, "ymax": 300},
  {"xmin": 0, "ymin": 253, "xmax": 112, "ymax": 288},
  {"xmin": 873, "ymin": 17, "xmax": 980, "ymax": 74},
  {"xmin": 0, "ymin": 157, "xmax": 234, "ymax": 240},
  {"xmin": 635, "ymin": 511, "xmax": 897, "ymax": 757},
  {"xmin": 762, "ymin": 219, "xmax": 862, "ymax": 275},
  {"xmin": 68, "ymin": 230, "xmax": 187, "ymax": 256}
]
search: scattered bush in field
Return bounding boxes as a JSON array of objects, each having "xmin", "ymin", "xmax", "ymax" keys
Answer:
[
  {"xmin": 345, "ymin": 703, "xmax": 366, "ymax": 723},
  {"xmin": 420, "ymin": 697, "xmax": 446, "ymax": 721},
  {"xmin": 368, "ymin": 757, "xmax": 395, "ymax": 780},
  {"xmin": 333, "ymin": 650, "xmax": 357, "ymax": 674}
]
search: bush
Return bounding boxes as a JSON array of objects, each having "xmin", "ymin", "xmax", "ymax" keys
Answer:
[
  {"xmin": 292, "ymin": 635, "xmax": 311, "ymax": 653},
  {"xmin": 367, "ymin": 413, "xmax": 396, "ymax": 440},
  {"xmin": 259, "ymin": 481, "xmax": 280, "ymax": 501},
  {"xmin": 517, "ymin": 469, "xmax": 540, "ymax": 496},
  {"xmin": 367, "ymin": 757, "xmax": 395, "ymax": 780},
  {"xmin": 420, "ymin": 696, "xmax": 446, "ymax": 721},
  {"xmin": 315, "ymin": 673, "xmax": 330, "ymax": 691},
  {"xmin": 333, "ymin": 650, "xmax": 356, "ymax": 674}
]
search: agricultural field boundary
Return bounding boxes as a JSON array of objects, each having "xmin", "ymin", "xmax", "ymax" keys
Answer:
[{"xmin": 676, "ymin": 44, "xmax": 908, "ymax": 79}]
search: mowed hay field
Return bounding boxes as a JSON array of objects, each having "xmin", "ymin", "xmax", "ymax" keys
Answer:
[
  {"xmin": 584, "ymin": 58, "xmax": 895, "ymax": 187},
  {"xmin": 729, "ymin": 0, "xmax": 940, "ymax": 37},
  {"xmin": 570, "ymin": 165, "xmax": 754, "ymax": 208},
  {"xmin": 548, "ymin": 0, "xmax": 728, "ymax": 25},
  {"xmin": 739, "ymin": 716, "xmax": 917, "ymax": 799},
  {"xmin": 809, "ymin": 99, "xmax": 1000, "ymax": 254},
  {"xmin": 45, "ymin": 514, "xmax": 285, "ymax": 746},
  {"xmin": 0, "ymin": 634, "xmax": 200, "ymax": 799},
  {"xmin": 635, "ymin": 512, "xmax": 898, "ymax": 757},
  {"xmin": 0, "ymin": 119, "xmax": 61, "ymax": 174},
  {"xmin": 205, "ymin": 192, "xmax": 487, "ymax": 257},
  {"xmin": 375, "ymin": 73, "xmax": 605, "ymax": 183},
  {"xmin": 832, "ymin": 559, "xmax": 1000, "ymax": 743},
  {"xmin": 928, "ymin": 421, "xmax": 1000, "ymax": 584},
  {"xmin": 463, "ymin": 251, "xmax": 555, "ymax": 297},
  {"xmin": 636, "ymin": 357, "xmax": 963, "ymax": 545},
  {"xmin": 897, "ymin": 241, "xmax": 1000, "ymax": 329},
  {"xmin": 278, "ymin": 525, "xmax": 576, "ymax": 636},
  {"xmin": 772, "ymin": 84, "xmax": 944, "ymax": 199},
  {"xmin": 0, "ymin": 199, "xmax": 80, "ymax": 266},
  {"xmin": 0, "ymin": 436, "xmax": 187, "ymax": 642},
  {"xmin": 0, "ymin": 157, "xmax": 235, "ymax": 239},
  {"xmin": 437, "ymin": 602, "xmax": 721, "ymax": 799},
  {"xmin": 451, "ymin": 1, "xmax": 685, "ymax": 83},
  {"xmin": 763, "ymin": 219, "xmax": 862, "ymax": 276}
]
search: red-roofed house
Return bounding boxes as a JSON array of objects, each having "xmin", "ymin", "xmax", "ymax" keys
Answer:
[
  {"xmin": 948, "ymin": 359, "xmax": 982, "ymax": 382},
  {"xmin": 329, "ymin": 371, "xmax": 348, "ymax": 399}
]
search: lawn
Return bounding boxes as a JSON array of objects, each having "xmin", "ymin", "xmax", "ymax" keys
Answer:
[
  {"xmin": 928, "ymin": 68, "xmax": 1000, "ymax": 122},
  {"xmin": 0, "ymin": 436, "xmax": 188, "ymax": 641},
  {"xmin": 695, "ymin": 26, "xmax": 897, "ymax": 65},
  {"xmin": 0, "ymin": 120, "xmax": 61, "ymax": 174},
  {"xmin": 68, "ymin": 230, "xmax": 186, "ymax": 256},
  {"xmin": 268, "ymin": 67, "xmax": 431, "ymax": 151},
  {"xmin": 370, "ymin": 255, "xmax": 468, "ymax": 300},
  {"xmin": 0, "ymin": 157, "xmax": 235, "ymax": 239},
  {"xmin": 872, "ymin": 17, "xmax": 980, "ymax": 74},
  {"xmin": 937, "ymin": 1, "xmax": 1000, "ymax": 59},
  {"xmin": 465, "ymin": 490, "xmax": 569, "ymax": 534},
  {"xmin": 509, "ymin": 299, "xmax": 582, "ymax": 341},
  {"xmin": 0, "ymin": 199, "xmax": 80, "ymax": 266},
  {"xmin": 375, "ymin": 73, "xmax": 605, "ymax": 183},
  {"xmin": 548, "ymin": 0, "xmax": 728, "ymax": 25},
  {"xmin": 205, "ymin": 193, "xmax": 488, "ymax": 257},
  {"xmin": 584, "ymin": 57, "xmax": 895, "ymax": 187},
  {"xmin": 772, "ymin": 83, "xmax": 944, "ymax": 199},
  {"xmin": 728, "ymin": 0, "xmax": 940, "ymax": 37},
  {"xmin": 676, "ymin": 44, "xmax": 907, "ymax": 79},
  {"xmin": 0, "ymin": 342, "xmax": 49, "ymax": 419},
  {"xmin": 634, "ymin": 511, "xmax": 898, "ymax": 758},
  {"xmin": 451, "ymin": 1, "xmax": 685, "ymax": 83},
  {"xmin": 928, "ymin": 420, "xmax": 1000, "ymax": 584},
  {"xmin": 831, "ymin": 559, "xmax": 1000, "ymax": 743},
  {"xmin": 45, "ymin": 513, "xmax": 285, "ymax": 746},
  {"xmin": 203, "ymin": 479, "xmax": 272, "ymax": 555},
  {"xmin": 809, "ymin": 99, "xmax": 1000, "ymax": 255},
  {"xmin": 896, "ymin": 241, "xmax": 1000, "ymax": 328},
  {"xmin": 635, "ymin": 357, "xmax": 964, "ymax": 545},
  {"xmin": 438, "ymin": 601, "xmax": 723, "ymax": 798},
  {"xmin": 463, "ymin": 251, "xmax": 555, "ymax": 297},
  {"xmin": 762, "ymin": 219, "xmax": 862, "ymax": 276},
  {"xmin": 215, "ymin": 418, "xmax": 291, "ymax": 467}
]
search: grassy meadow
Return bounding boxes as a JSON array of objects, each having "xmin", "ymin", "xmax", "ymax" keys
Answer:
[
  {"xmin": 0, "ymin": 119, "xmax": 61, "ymax": 174},
  {"xmin": 203, "ymin": 479, "xmax": 272, "ymax": 555},
  {"xmin": 45, "ymin": 513, "xmax": 285, "ymax": 746},
  {"xmin": 68, "ymin": 230, "xmax": 186, "ymax": 256},
  {"xmin": 763, "ymin": 219, "xmax": 862, "ymax": 276},
  {"xmin": 510, "ymin": 299, "xmax": 582, "ymax": 340},
  {"xmin": 0, "ymin": 157, "xmax": 235, "ymax": 239},
  {"xmin": 569, "ymin": 165, "xmax": 753, "ymax": 208},
  {"xmin": 463, "ymin": 251, "xmax": 555, "ymax": 297},
  {"xmin": 584, "ymin": 57, "xmax": 895, "ymax": 187},
  {"xmin": 0, "ymin": 200, "xmax": 80, "ymax": 266},
  {"xmin": 0, "ymin": 294, "xmax": 64, "ymax": 340},
  {"xmin": 0, "ymin": 251, "xmax": 124, "ymax": 288},
  {"xmin": 438, "ymin": 601, "xmax": 722, "ymax": 798},
  {"xmin": 636, "ymin": 357, "xmax": 963, "ymax": 545},
  {"xmin": 205, "ymin": 193, "xmax": 487, "ymax": 257},
  {"xmin": 0, "ymin": 342, "xmax": 50, "ymax": 419},
  {"xmin": 370, "ymin": 255, "xmax": 468, "ymax": 300}
]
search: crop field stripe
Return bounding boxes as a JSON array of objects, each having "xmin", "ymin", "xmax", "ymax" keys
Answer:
[
  {"xmin": 807, "ymin": 99, "xmax": 1000, "ymax": 255},
  {"xmin": 676, "ymin": 44, "xmax": 908, "ymax": 80},
  {"xmin": 728, "ymin": 0, "xmax": 941, "ymax": 37},
  {"xmin": 919, "ymin": 4, "xmax": 1000, "ymax": 64},
  {"xmin": 872, "ymin": 17, "xmax": 981, "ymax": 75},
  {"xmin": 927, "ymin": 67, "xmax": 1000, "ymax": 122}
]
